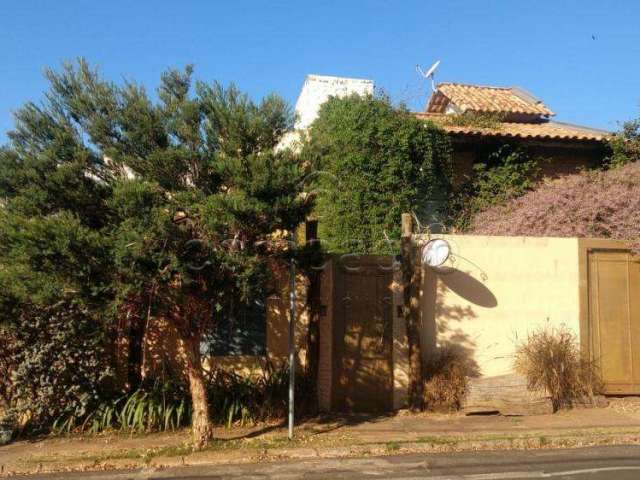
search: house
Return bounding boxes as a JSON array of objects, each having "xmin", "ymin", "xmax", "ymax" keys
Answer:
[
  {"xmin": 141, "ymin": 76, "xmax": 617, "ymax": 414},
  {"xmin": 281, "ymin": 75, "xmax": 611, "ymax": 185},
  {"xmin": 416, "ymin": 83, "xmax": 610, "ymax": 185}
]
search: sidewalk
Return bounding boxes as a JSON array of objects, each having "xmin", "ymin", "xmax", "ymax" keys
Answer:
[{"xmin": 2, "ymin": 398, "xmax": 640, "ymax": 477}]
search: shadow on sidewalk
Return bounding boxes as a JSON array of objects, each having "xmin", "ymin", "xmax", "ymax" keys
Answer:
[{"xmin": 302, "ymin": 412, "xmax": 397, "ymax": 435}]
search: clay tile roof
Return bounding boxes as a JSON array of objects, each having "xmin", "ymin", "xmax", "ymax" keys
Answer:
[
  {"xmin": 415, "ymin": 113, "xmax": 610, "ymax": 142},
  {"xmin": 427, "ymin": 83, "xmax": 555, "ymax": 117}
]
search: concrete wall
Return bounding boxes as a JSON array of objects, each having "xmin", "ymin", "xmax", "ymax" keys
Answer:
[{"xmin": 419, "ymin": 235, "xmax": 581, "ymax": 379}]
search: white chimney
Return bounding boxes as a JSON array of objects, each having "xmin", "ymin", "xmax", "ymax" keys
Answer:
[{"xmin": 293, "ymin": 74, "xmax": 374, "ymax": 129}]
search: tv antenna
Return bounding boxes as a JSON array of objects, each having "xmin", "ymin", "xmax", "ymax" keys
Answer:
[{"xmin": 416, "ymin": 60, "xmax": 441, "ymax": 93}]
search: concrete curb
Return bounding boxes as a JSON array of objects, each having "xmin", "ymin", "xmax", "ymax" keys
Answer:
[{"xmin": 3, "ymin": 429, "xmax": 640, "ymax": 477}]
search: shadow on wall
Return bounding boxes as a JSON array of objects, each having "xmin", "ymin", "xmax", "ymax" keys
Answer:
[
  {"xmin": 438, "ymin": 269, "xmax": 498, "ymax": 309},
  {"xmin": 422, "ymin": 267, "xmax": 498, "ymax": 378}
]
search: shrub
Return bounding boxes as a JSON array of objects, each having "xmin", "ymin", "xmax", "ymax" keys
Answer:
[
  {"xmin": 470, "ymin": 162, "xmax": 640, "ymax": 251},
  {"xmin": 422, "ymin": 347, "xmax": 471, "ymax": 411},
  {"xmin": 445, "ymin": 111, "xmax": 506, "ymax": 129},
  {"xmin": 53, "ymin": 379, "xmax": 191, "ymax": 434},
  {"xmin": 32, "ymin": 362, "xmax": 316, "ymax": 435},
  {"xmin": 5, "ymin": 303, "xmax": 116, "ymax": 435},
  {"xmin": 606, "ymin": 118, "xmax": 640, "ymax": 168},
  {"xmin": 0, "ymin": 326, "xmax": 18, "ymax": 415},
  {"xmin": 206, "ymin": 363, "xmax": 316, "ymax": 427},
  {"xmin": 514, "ymin": 325, "xmax": 603, "ymax": 411},
  {"xmin": 304, "ymin": 94, "xmax": 452, "ymax": 254},
  {"xmin": 0, "ymin": 411, "xmax": 16, "ymax": 445}
]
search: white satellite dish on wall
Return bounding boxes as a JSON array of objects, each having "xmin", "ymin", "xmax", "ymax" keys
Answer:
[{"xmin": 422, "ymin": 238, "xmax": 451, "ymax": 268}]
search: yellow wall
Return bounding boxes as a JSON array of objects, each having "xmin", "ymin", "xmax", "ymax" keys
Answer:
[{"xmin": 419, "ymin": 235, "xmax": 580, "ymax": 378}]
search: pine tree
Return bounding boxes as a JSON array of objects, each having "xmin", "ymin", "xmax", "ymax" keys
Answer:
[{"xmin": 0, "ymin": 60, "xmax": 313, "ymax": 447}]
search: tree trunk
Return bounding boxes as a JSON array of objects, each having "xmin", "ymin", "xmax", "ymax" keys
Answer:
[
  {"xmin": 401, "ymin": 213, "xmax": 424, "ymax": 410},
  {"xmin": 181, "ymin": 332, "xmax": 212, "ymax": 449}
]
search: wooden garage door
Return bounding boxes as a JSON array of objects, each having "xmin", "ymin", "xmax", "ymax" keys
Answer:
[
  {"xmin": 588, "ymin": 250, "xmax": 640, "ymax": 394},
  {"xmin": 333, "ymin": 257, "xmax": 393, "ymax": 412}
]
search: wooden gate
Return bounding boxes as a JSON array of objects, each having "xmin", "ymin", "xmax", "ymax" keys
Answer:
[
  {"xmin": 324, "ymin": 256, "xmax": 394, "ymax": 412},
  {"xmin": 586, "ymin": 248, "xmax": 640, "ymax": 394}
]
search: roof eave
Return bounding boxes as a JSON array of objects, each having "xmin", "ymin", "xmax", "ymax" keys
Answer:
[{"xmin": 446, "ymin": 130, "xmax": 609, "ymax": 145}]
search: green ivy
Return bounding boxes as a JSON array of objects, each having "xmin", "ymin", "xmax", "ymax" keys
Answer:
[
  {"xmin": 606, "ymin": 118, "xmax": 640, "ymax": 168},
  {"xmin": 445, "ymin": 111, "xmax": 506, "ymax": 129},
  {"xmin": 303, "ymin": 94, "xmax": 453, "ymax": 254},
  {"xmin": 449, "ymin": 144, "xmax": 539, "ymax": 231}
]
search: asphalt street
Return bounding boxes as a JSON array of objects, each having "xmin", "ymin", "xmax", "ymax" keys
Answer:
[{"xmin": 19, "ymin": 445, "xmax": 640, "ymax": 480}]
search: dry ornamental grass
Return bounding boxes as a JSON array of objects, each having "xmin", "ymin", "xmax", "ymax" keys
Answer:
[
  {"xmin": 422, "ymin": 347, "xmax": 470, "ymax": 412},
  {"xmin": 515, "ymin": 325, "xmax": 603, "ymax": 411}
]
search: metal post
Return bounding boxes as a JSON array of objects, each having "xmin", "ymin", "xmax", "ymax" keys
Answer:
[{"xmin": 288, "ymin": 233, "xmax": 296, "ymax": 440}]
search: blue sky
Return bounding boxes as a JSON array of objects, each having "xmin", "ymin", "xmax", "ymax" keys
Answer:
[{"xmin": 1, "ymin": 0, "xmax": 639, "ymax": 141}]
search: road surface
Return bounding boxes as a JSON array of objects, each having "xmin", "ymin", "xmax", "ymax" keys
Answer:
[{"xmin": 21, "ymin": 445, "xmax": 640, "ymax": 479}]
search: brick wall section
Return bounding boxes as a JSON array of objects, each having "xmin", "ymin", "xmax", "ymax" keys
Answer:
[
  {"xmin": 451, "ymin": 149, "xmax": 475, "ymax": 187},
  {"xmin": 531, "ymin": 146, "xmax": 604, "ymax": 178},
  {"xmin": 451, "ymin": 141, "xmax": 606, "ymax": 187},
  {"xmin": 317, "ymin": 259, "xmax": 334, "ymax": 412}
]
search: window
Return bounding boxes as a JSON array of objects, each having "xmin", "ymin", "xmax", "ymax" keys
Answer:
[{"xmin": 201, "ymin": 298, "xmax": 267, "ymax": 356}]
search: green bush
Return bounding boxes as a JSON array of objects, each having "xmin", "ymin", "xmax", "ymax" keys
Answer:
[
  {"xmin": 303, "ymin": 94, "xmax": 452, "ymax": 254},
  {"xmin": 51, "ymin": 363, "xmax": 316, "ymax": 435},
  {"xmin": 0, "ymin": 326, "xmax": 17, "ymax": 415},
  {"xmin": 606, "ymin": 118, "xmax": 640, "ymax": 168},
  {"xmin": 5, "ymin": 303, "xmax": 116, "ymax": 435}
]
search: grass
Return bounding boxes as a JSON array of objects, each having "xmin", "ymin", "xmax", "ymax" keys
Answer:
[
  {"xmin": 386, "ymin": 441, "xmax": 400, "ymax": 452},
  {"xmin": 415, "ymin": 435, "xmax": 460, "ymax": 446}
]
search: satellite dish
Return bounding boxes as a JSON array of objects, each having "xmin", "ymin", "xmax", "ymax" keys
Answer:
[
  {"xmin": 416, "ymin": 60, "xmax": 441, "ymax": 93},
  {"xmin": 421, "ymin": 238, "xmax": 451, "ymax": 268},
  {"xmin": 423, "ymin": 60, "xmax": 440, "ymax": 79}
]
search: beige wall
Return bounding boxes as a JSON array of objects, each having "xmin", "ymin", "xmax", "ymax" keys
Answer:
[{"xmin": 419, "ymin": 234, "xmax": 581, "ymax": 378}]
